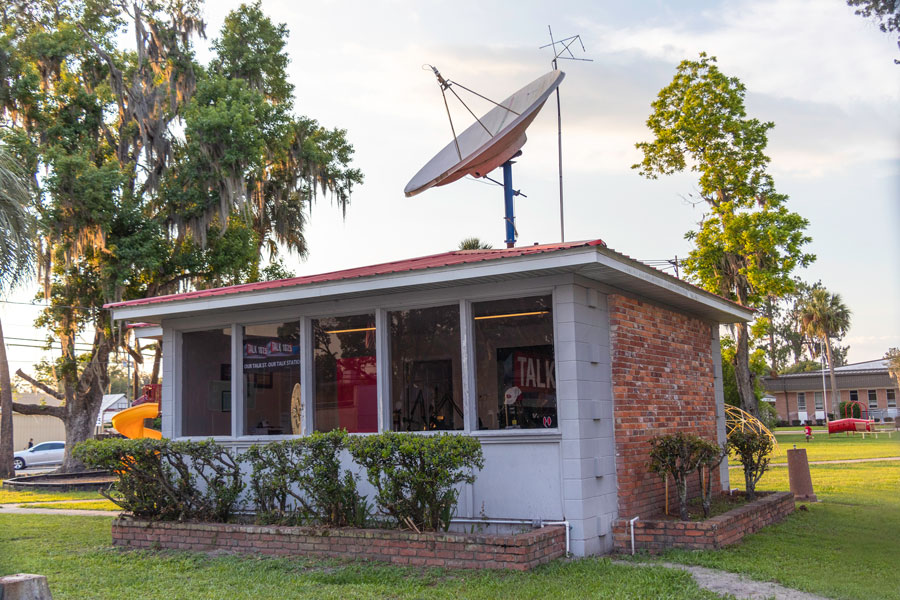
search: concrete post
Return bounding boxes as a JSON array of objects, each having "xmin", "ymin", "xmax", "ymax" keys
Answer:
[{"xmin": 786, "ymin": 447, "xmax": 817, "ymax": 502}]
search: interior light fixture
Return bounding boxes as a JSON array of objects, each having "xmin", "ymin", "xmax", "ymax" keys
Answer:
[
  {"xmin": 473, "ymin": 310, "xmax": 550, "ymax": 321},
  {"xmin": 323, "ymin": 326, "xmax": 376, "ymax": 335}
]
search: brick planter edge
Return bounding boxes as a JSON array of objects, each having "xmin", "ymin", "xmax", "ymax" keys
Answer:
[
  {"xmin": 111, "ymin": 519, "xmax": 566, "ymax": 571},
  {"xmin": 611, "ymin": 491, "xmax": 795, "ymax": 553}
]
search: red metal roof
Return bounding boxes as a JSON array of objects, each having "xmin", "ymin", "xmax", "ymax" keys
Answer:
[{"xmin": 105, "ymin": 239, "xmax": 607, "ymax": 309}]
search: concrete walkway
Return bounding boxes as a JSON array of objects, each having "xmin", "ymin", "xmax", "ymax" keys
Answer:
[
  {"xmin": 729, "ymin": 456, "xmax": 900, "ymax": 468},
  {"xmin": 615, "ymin": 560, "xmax": 829, "ymax": 600},
  {"xmin": 0, "ymin": 500, "xmax": 120, "ymax": 517}
]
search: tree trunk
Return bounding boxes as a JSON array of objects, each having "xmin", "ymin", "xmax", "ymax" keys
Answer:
[
  {"xmin": 150, "ymin": 342, "xmax": 161, "ymax": 386},
  {"xmin": 676, "ymin": 474, "xmax": 689, "ymax": 521},
  {"xmin": 824, "ymin": 336, "xmax": 838, "ymax": 421},
  {"xmin": 734, "ymin": 321, "xmax": 758, "ymax": 417},
  {"xmin": 0, "ymin": 319, "xmax": 15, "ymax": 479}
]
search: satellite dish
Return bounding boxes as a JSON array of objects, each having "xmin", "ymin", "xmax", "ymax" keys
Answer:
[{"xmin": 404, "ymin": 70, "xmax": 565, "ymax": 199}]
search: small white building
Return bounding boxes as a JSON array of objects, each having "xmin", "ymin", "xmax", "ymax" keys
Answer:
[{"xmin": 106, "ymin": 240, "xmax": 752, "ymax": 556}]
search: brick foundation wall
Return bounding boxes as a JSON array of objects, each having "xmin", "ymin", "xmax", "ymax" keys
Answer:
[
  {"xmin": 111, "ymin": 520, "xmax": 566, "ymax": 571},
  {"xmin": 611, "ymin": 491, "xmax": 794, "ymax": 553},
  {"xmin": 609, "ymin": 295, "xmax": 720, "ymax": 518}
]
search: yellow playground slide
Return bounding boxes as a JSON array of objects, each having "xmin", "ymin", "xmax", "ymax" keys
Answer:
[{"xmin": 111, "ymin": 403, "xmax": 162, "ymax": 439}]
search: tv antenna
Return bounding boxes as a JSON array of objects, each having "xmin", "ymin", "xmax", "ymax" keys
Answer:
[
  {"xmin": 540, "ymin": 26, "xmax": 592, "ymax": 243},
  {"xmin": 405, "ymin": 67, "xmax": 564, "ymax": 248}
]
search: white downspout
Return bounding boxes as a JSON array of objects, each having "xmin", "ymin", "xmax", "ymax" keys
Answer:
[{"xmin": 629, "ymin": 516, "xmax": 640, "ymax": 555}]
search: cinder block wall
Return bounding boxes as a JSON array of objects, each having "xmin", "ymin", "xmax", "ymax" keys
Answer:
[{"xmin": 608, "ymin": 295, "xmax": 720, "ymax": 518}]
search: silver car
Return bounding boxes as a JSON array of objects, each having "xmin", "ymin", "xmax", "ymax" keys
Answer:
[{"xmin": 13, "ymin": 441, "xmax": 66, "ymax": 470}]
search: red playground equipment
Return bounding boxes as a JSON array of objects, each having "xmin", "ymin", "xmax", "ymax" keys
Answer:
[{"xmin": 827, "ymin": 400, "xmax": 873, "ymax": 434}]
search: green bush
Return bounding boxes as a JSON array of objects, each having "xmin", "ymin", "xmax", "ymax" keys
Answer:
[
  {"xmin": 648, "ymin": 432, "xmax": 724, "ymax": 520},
  {"xmin": 74, "ymin": 438, "xmax": 244, "ymax": 522},
  {"xmin": 243, "ymin": 430, "xmax": 368, "ymax": 527},
  {"xmin": 727, "ymin": 429, "xmax": 774, "ymax": 501},
  {"xmin": 348, "ymin": 432, "xmax": 484, "ymax": 531}
]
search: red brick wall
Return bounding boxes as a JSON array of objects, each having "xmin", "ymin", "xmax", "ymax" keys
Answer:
[
  {"xmin": 609, "ymin": 295, "xmax": 720, "ymax": 518},
  {"xmin": 111, "ymin": 520, "xmax": 566, "ymax": 571},
  {"xmin": 611, "ymin": 491, "xmax": 795, "ymax": 553}
]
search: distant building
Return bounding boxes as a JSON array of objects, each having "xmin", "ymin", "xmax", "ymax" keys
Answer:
[
  {"xmin": 96, "ymin": 393, "xmax": 130, "ymax": 432},
  {"xmin": 763, "ymin": 359, "xmax": 898, "ymax": 425},
  {"xmin": 5, "ymin": 392, "xmax": 67, "ymax": 450}
]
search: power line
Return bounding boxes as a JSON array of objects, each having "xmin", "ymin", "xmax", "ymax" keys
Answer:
[{"xmin": 0, "ymin": 299, "xmax": 105, "ymax": 311}]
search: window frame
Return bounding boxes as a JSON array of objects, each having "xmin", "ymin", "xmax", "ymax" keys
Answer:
[
  {"xmin": 796, "ymin": 392, "xmax": 806, "ymax": 412},
  {"xmin": 868, "ymin": 389, "xmax": 878, "ymax": 409},
  {"xmin": 888, "ymin": 389, "xmax": 897, "ymax": 408},
  {"xmin": 171, "ymin": 287, "xmax": 561, "ymax": 441}
]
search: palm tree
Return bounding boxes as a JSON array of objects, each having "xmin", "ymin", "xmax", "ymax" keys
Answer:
[
  {"xmin": 799, "ymin": 288, "xmax": 851, "ymax": 421},
  {"xmin": 458, "ymin": 237, "xmax": 493, "ymax": 250},
  {"xmin": 0, "ymin": 146, "xmax": 35, "ymax": 479}
]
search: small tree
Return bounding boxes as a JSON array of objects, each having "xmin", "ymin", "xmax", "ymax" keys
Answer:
[
  {"xmin": 728, "ymin": 429, "xmax": 774, "ymax": 501},
  {"xmin": 695, "ymin": 438, "xmax": 728, "ymax": 518},
  {"xmin": 648, "ymin": 433, "xmax": 710, "ymax": 521}
]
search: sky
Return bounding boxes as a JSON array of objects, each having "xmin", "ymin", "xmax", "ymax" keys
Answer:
[{"xmin": 1, "ymin": 0, "xmax": 898, "ymax": 375}]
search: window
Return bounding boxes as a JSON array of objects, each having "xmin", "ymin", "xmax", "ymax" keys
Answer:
[
  {"xmin": 473, "ymin": 295, "xmax": 556, "ymax": 430},
  {"xmin": 182, "ymin": 328, "xmax": 233, "ymax": 436},
  {"xmin": 888, "ymin": 389, "xmax": 897, "ymax": 408},
  {"xmin": 849, "ymin": 390, "xmax": 858, "ymax": 402},
  {"xmin": 868, "ymin": 389, "xmax": 878, "ymax": 409},
  {"xmin": 312, "ymin": 314, "xmax": 377, "ymax": 433},
  {"xmin": 814, "ymin": 391, "xmax": 824, "ymax": 411},
  {"xmin": 797, "ymin": 392, "xmax": 806, "ymax": 412},
  {"xmin": 243, "ymin": 321, "xmax": 301, "ymax": 435},
  {"xmin": 389, "ymin": 305, "xmax": 463, "ymax": 431}
]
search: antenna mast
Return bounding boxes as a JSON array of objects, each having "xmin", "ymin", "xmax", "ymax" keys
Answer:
[{"xmin": 540, "ymin": 26, "xmax": 591, "ymax": 243}]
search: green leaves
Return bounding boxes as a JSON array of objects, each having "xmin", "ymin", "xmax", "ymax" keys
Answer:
[
  {"xmin": 727, "ymin": 428, "xmax": 774, "ymax": 500},
  {"xmin": 634, "ymin": 53, "xmax": 814, "ymax": 307},
  {"xmin": 244, "ymin": 431, "xmax": 369, "ymax": 527},
  {"xmin": 348, "ymin": 432, "xmax": 484, "ymax": 532}
]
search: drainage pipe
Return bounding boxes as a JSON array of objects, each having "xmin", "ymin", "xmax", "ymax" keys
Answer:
[
  {"xmin": 629, "ymin": 516, "xmax": 640, "ymax": 555},
  {"xmin": 449, "ymin": 517, "xmax": 571, "ymax": 556},
  {"xmin": 540, "ymin": 520, "xmax": 571, "ymax": 556}
]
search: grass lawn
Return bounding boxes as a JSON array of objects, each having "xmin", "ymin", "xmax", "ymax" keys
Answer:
[
  {"xmin": 0, "ymin": 486, "xmax": 104, "ymax": 504},
  {"xmin": 0, "ymin": 514, "xmax": 729, "ymax": 600},
  {"xmin": 764, "ymin": 432, "xmax": 900, "ymax": 462},
  {"xmin": 660, "ymin": 460, "xmax": 900, "ymax": 600},
  {"xmin": 15, "ymin": 499, "xmax": 120, "ymax": 511}
]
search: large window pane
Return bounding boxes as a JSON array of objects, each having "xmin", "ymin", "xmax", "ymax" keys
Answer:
[
  {"xmin": 181, "ymin": 328, "xmax": 232, "ymax": 436},
  {"xmin": 243, "ymin": 322, "xmax": 301, "ymax": 435},
  {"xmin": 313, "ymin": 314, "xmax": 377, "ymax": 433},
  {"xmin": 473, "ymin": 295, "xmax": 556, "ymax": 430},
  {"xmin": 389, "ymin": 305, "xmax": 463, "ymax": 431}
]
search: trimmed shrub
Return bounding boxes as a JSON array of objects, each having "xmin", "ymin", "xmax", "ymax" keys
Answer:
[
  {"xmin": 694, "ymin": 438, "xmax": 728, "ymax": 518},
  {"xmin": 727, "ymin": 429, "xmax": 774, "ymax": 501},
  {"xmin": 243, "ymin": 430, "xmax": 368, "ymax": 527},
  {"xmin": 648, "ymin": 432, "xmax": 720, "ymax": 520},
  {"xmin": 348, "ymin": 432, "xmax": 484, "ymax": 531},
  {"xmin": 74, "ymin": 438, "xmax": 244, "ymax": 522}
]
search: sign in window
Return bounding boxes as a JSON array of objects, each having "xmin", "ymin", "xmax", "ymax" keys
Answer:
[
  {"xmin": 473, "ymin": 295, "xmax": 556, "ymax": 430},
  {"xmin": 243, "ymin": 322, "xmax": 301, "ymax": 435}
]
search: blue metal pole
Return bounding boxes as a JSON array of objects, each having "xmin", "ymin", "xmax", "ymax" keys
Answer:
[{"xmin": 502, "ymin": 160, "xmax": 516, "ymax": 248}]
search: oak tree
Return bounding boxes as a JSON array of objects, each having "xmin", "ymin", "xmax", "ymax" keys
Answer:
[{"xmin": 634, "ymin": 54, "xmax": 814, "ymax": 416}]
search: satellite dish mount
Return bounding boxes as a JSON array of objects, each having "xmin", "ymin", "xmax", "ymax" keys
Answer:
[{"xmin": 405, "ymin": 67, "xmax": 565, "ymax": 248}]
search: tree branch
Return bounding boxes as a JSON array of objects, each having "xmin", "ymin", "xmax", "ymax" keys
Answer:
[
  {"xmin": 15, "ymin": 369, "xmax": 65, "ymax": 400},
  {"xmin": 11, "ymin": 401, "xmax": 66, "ymax": 420}
]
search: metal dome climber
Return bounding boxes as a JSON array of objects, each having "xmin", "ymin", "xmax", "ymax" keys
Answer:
[{"xmin": 725, "ymin": 405, "xmax": 777, "ymax": 450}]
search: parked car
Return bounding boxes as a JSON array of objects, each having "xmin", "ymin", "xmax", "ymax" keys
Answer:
[{"xmin": 13, "ymin": 441, "xmax": 65, "ymax": 470}]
